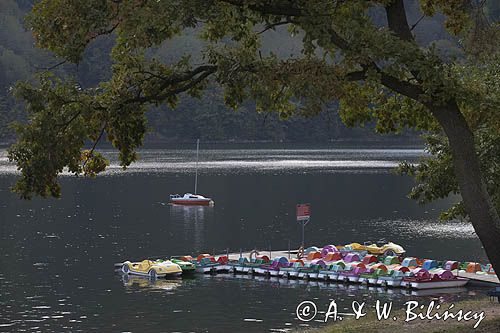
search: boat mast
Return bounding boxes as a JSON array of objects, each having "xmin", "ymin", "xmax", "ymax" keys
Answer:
[{"xmin": 194, "ymin": 139, "xmax": 199, "ymax": 194}]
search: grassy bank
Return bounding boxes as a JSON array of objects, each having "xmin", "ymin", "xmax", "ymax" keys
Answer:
[{"xmin": 301, "ymin": 298, "xmax": 500, "ymax": 333}]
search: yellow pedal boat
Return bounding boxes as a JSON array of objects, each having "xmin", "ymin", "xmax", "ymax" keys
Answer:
[
  {"xmin": 121, "ymin": 259, "xmax": 182, "ymax": 278},
  {"xmin": 342, "ymin": 242, "xmax": 406, "ymax": 256}
]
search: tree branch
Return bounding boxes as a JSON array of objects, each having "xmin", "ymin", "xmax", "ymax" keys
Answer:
[
  {"xmin": 344, "ymin": 66, "xmax": 424, "ymax": 102},
  {"xmin": 258, "ymin": 19, "xmax": 295, "ymax": 34},
  {"xmin": 83, "ymin": 21, "xmax": 120, "ymax": 47},
  {"xmin": 384, "ymin": 0, "xmax": 414, "ymax": 42},
  {"xmin": 35, "ymin": 60, "xmax": 68, "ymax": 71},
  {"xmin": 82, "ymin": 123, "xmax": 107, "ymax": 169},
  {"xmin": 324, "ymin": 26, "xmax": 424, "ymax": 103},
  {"xmin": 410, "ymin": 14, "xmax": 425, "ymax": 32},
  {"xmin": 218, "ymin": 0, "xmax": 304, "ymax": 17},
  {"xmin": 124, "ymin": 65, "xmax": 218, "ymax": 105}
]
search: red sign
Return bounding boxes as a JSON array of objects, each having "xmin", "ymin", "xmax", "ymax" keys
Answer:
[{"xmin": 296, "ymin": 203, "xmax": 311, "ymax": 222}]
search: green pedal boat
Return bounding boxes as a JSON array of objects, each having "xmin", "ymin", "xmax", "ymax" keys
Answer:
[
  {"xmin": 171, "ymin": 258, "xmax": 196, "ymax": 274},
  {"xmin": 156, "ymin": 258, "xmax": 196, "ymax": 275}
]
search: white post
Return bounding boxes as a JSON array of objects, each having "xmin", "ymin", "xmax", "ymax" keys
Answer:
[
  {"xmin": 194, "ymin": 139, "xmax": 199, "ymax": 194},
  {"xmin": 302, "ymin": 221, "xmax": 305, "ymax": 248}
]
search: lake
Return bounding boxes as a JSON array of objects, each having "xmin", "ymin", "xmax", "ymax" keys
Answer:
[{"xmin": 0, "ymin": 145, "xmax": 488, "ymax": 332}]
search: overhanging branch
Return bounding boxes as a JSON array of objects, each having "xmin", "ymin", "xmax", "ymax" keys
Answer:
[
  {"xmin": 385, "ymin": 0, "xmax": 414, "ymax": 42},
  {"xmin": 215, "ymin": 1, "xmax": 425, "ymax": 104},
  {"xmin": 218, "ymin": 0, "xmax": 304, "ymax": 17},
  {"xmin": 123, "ymin": 65, "xmax": 218, "ymax": 105}
]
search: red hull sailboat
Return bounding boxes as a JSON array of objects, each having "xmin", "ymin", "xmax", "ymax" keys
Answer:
[
  {"xmin": 169, "ymin": 193, "xmax": 213, "ymax": 206},
  {"xmin": 170, "ymin": 139, "xmax": 214, "ymax": 206}
]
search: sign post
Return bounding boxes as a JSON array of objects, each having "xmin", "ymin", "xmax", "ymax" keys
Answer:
[{"xmin": 296, "ymin": 203, "xmax": 311, "ymax": 248}]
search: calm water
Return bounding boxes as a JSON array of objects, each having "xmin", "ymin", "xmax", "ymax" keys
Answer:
[{"xmin": 0, "ymin": 145, "xmax": 488, "ymax": 332}]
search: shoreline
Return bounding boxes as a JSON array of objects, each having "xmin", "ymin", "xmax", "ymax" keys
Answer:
[
  {"xmin": 0, "ymin": 138, "xmax": 425, "ymax": 149},
  {"xmin": 300, "ymin": 298, "xmax": 500, "ymax": 333}
]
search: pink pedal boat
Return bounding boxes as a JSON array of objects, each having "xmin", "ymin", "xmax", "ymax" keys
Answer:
[
  {"xmin": 403, "ymin": 268, "xmax": 468, "ymax": 289},
  {"xmin": 339, "ymin": 263, "xmax": 370, "ymax": 283},
  {"xmin": 254, "ymin": 257, "xmax": 289, "ymax": 276}
]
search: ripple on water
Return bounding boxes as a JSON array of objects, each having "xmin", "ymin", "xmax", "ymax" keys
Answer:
[
  {"xmin": 370, "ymin": 219, "xmax": 477, "ymax": 239},
  {"xmin": 0, "ymin": 148, "xmax": 422, "ymax": 175}
]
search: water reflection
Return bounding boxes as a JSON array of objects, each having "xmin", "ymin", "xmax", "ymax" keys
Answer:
[
  {"xmin": 122, "ymin": 275, "xmax": 182, "ymax": 292},
  {"xmin": 169, "ymin": 204, "xmax": 214, "ymax": 252},
  {"xmin": 197, "ymin": 273, "xmax": 469, "ymax": 299},
  {"xmin": 110, "ymin": 271, "xmax": 480, "ymax": 333}
]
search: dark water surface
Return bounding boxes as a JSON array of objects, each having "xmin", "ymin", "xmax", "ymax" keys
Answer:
[{"xmin": 0, "ymin": 145, "xmax": 488, "ymax": 332}]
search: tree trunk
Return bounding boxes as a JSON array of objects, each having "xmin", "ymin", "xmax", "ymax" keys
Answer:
[{"xmin": 431, "ymin": 101, "xmax": 500, "ymax": 274}]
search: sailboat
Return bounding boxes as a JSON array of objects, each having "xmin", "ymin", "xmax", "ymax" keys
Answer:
[{"xmin": 169, "ymin": 139, "xmax": 214, "ymax": 206}]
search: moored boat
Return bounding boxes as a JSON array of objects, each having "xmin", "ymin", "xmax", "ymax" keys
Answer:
[
  {"xmin": 170, "ymin": 193, "xmax": 213, "ymax": 206},
  {"xmin": 193, "ymin": 254, "xmax": 220, "ymax": 273},
  {"xmin": 163, "ymin": 258, "xmax": 196, "ymax": 275},
  {"xmin": 121, "ymin": 259, "xmax": 182, "ymax": 278},
  {"xmin": 409, "ymin": 274, "xmax": 469, "ymax": 289},
  {"xmin": 169, "ymin": 139, "xmax": 214, "ymax": 206}
]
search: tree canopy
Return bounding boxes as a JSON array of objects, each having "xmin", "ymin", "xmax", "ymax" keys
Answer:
[
  {"xmin": 399, "ymin": 54, "xmax": 500, "ymax": 220},
  {"xmin": 7, "ymin": 0, "xmax": 498, "ymax": 198},
  {"xmin": 1, "ymin": 0, "xmax": 429, "ymax": 143},
  {"xmin": 5, "ymin": 0, "xmax": 500, "ymax": 273}
]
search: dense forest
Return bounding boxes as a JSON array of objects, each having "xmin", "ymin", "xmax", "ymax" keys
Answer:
[{"xmin": 1, "ymin": 0, "xmax": 496, "ymax": 143}]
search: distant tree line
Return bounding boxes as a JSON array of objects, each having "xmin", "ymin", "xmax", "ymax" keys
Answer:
[{"xmin": 3, "ymin": 0, "xmax": 492, "ymax": 143}]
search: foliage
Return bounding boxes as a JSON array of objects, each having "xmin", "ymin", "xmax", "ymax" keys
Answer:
[
  {"xmin": 398, "ymin": 53, "xmax": 500, "ymax": 220},
  {"xmin": 4, "ymin": 0, "xmax": 500, "ymax": 205},
  {"xmin": 0, "ymin": 0, "xmax": 411, "ymax": 143}
]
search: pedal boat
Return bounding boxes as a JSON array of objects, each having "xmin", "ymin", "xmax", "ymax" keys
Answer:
[
  {"xmin": 255, "ymin": 257, "xmax": 289, "ymax": 276},
  {"xmin": 340, "ymin": 242, "xmax": 406, "ymax": 257},
  {"xmin": 297, "ymin": 263, "xmax": 323, "ymax": 279},
  {"xmin": 194, "ymin": 254, "xmax": 220, "ymax": 273},
  {"xmin": 214, "ymin": 256, "xmax": 230, "ymax": 272},
  {"xmin": 318, "ymin": 261, "xmax": 346, "ymax": 281},
  {"xmin": 339, "ymin": 263, "xmax": 370, "ymax": 283},
  {"xmin": 406, "ymin": 269, "xmax": 469, "ymax": 289},
  {"xmin": 231, "ymin": 254, "xmax": 270, "ymax": 274},
  {"xmin": 299, "ymin": 260, "xmax": 327, "ymax": 279},
  {"xmin": 358, "ymin": 263, "xmax": 389, "ymax": 284},
  {"xmin": 376, "ymin": 266, "xmax": 411, "ymax": 287},
  {"xmin": 121, "ymin": 260, "xmax": 182, "ymax": 278},
  {"xmin": 278, "ymin": 259, "xmax": 304, "ymax": 278},
  {"xmin": 243, "ymin": 258, "xmax": 270, "ymax": 274},
  {"xmin": 400, "ymin": 267, "xmax": 430, "ymax": 288},
  {"xmin": 169, "ymin": 258, "xmax": 196, "ymax": 274},
  {"xmin": 355, "ymin": 255, "xmax": 380, "ymax": 283},
  {"xmin": 227, "ymin": 257, "xmax": 249, "ymax": 273}
]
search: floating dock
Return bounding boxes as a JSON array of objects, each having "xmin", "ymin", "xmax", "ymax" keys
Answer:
[
  {"xmin": 454, "ymin": 270, "xmax": 500, "ymax": 287},
  {"xmin": 114, "ymin": 248, "xmax": 500, "ymax": 287}
]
